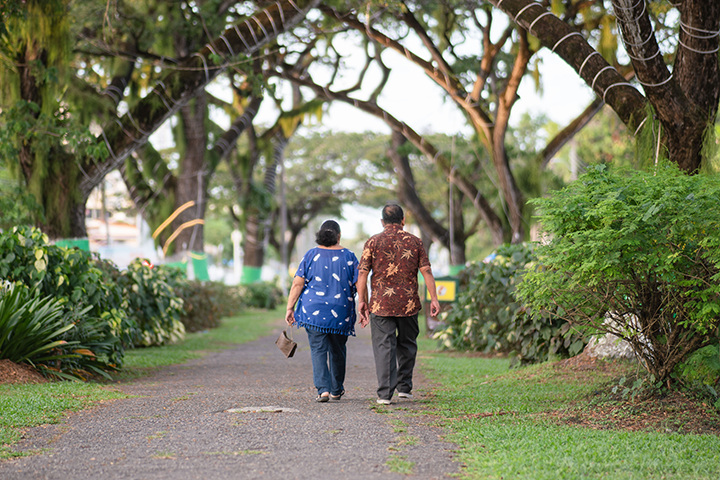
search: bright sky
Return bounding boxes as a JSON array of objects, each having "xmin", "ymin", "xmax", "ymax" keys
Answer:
[{"xmin": 313, "ymin": 48, "xmax": 595, "ymax": 136}]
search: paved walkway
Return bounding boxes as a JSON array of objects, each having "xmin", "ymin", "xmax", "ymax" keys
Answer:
[{"xmin": 0, "ymin": 319, "xmax": 459, "ymax": 479}]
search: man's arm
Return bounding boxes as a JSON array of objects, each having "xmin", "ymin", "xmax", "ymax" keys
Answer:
[
  {"xmin": 285, "ymin": 275, "xmax": 305, "ymax": 325},
  {"xmin": 356, "ymin": 270, "xmax": 370, "ymax": 328},
  {"xmin": 420, "ymin": 266, "xmax": 441, "ymax": 317}
]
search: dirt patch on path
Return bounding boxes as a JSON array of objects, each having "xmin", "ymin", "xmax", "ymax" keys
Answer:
[{"xmin": 0, "ymin": 321, "xmax": 459, "ymax": 479}]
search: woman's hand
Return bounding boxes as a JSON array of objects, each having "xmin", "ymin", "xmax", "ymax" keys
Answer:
[{"xmin": 285, "ymin": 309, "xmax": 295, "ymax": 326}]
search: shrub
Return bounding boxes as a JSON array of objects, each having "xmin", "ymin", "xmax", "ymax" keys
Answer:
[
  {"xmin": 674, "ymin": 344, "xmax": 720, "ymax": 409},
  {"xmin": 170, "ymin": 278, "xmax": 243, "ymax": 332},
  {"xmin": 117, "ymin": 261, "xmax": 185, "ymax": 347},
  {"xmin": 433, "ymin": 244, "xmax": 586, "ymax": 365},
  {"xmin": 0, "ymin": 282, "xmax": 120, "ymax": 380},
  {"xmin": 0, "ymin": 226, "xmax": 132, "ymax": 365},
  {"xmin": 239, "ymin": 281, "xmax": 283, "ymax": 310},
  {"xmin": 517, "ymin": 164, "xmax": 720, "ymax": 382}
]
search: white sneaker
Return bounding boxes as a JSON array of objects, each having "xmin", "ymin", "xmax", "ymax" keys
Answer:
[
  {"xmin": 376, "ymin": 398, "xmax": 392, "ymax": 405},
  {"xmin": 397, "ymin": 392, "xmax": 413, "ymax": 399}
]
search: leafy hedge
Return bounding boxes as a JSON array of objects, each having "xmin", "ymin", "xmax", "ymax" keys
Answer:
[
  {"xmin": 433, "ymin": 244, "xmax": 586, "ymax": 365},
  {"xmin": 115, "ymin": 261, "xmax": 185, "ymax": 347},
  {"xmin": 0, "ymin": 227, "xmax": 131, "ymax": 371},
  {"xmin": 0, "ymin": 227, "xmax": 188, "ymax": 378},
  {"xmin": 239, "ymin": 281, "xmax": 283, "ymax": 310},
  {"xmin": 163, "ymin": 267, "xmax": 243, "ymax": 332}
]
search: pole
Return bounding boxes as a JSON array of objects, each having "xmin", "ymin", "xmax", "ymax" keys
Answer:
[{"xmin": 279, "ymin": 157, "xmax": 289, "ymax": 296}]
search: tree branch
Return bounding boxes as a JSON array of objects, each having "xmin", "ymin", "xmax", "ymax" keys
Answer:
[
  {"xmin": 278, "ymin": 67, "xmax": 506, "ymax": 245},
  {"xmin": 78, "ymin": 0, "xmax": 320, "ymax": 196}
]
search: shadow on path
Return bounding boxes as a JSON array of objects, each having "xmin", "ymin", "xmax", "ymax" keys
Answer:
[{"xmin": 0, "ymin": 318, "xmax": 458, "ymax": 479}]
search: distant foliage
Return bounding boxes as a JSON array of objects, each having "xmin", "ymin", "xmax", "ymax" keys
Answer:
[
  {"xmin": 240, "ymin": 281, "xmax": 283, "ymax": 310},
  {"xmin": 434, "ymin": 244, "xmax": 586, "ymax": 365},
  {"xmin": 165, "ymin": 269, "xmax": 243, "ymax": 332},
  {"xmin": 517, "ymin": 164, "xmax": 720, "ymax": 382}
]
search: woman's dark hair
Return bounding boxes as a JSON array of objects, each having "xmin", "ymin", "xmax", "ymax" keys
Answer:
[{"xmin": 315, "ymin": 220, "xmax": 341, "ymax": 247}]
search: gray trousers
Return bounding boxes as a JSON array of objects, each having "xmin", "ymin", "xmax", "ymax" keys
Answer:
[{"xmin": 370, "ymin": 313, "xmax": 419, "ymax": 400}]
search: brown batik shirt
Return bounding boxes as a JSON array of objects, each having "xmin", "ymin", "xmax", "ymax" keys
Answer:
[{"xmin": 359, "ymin": 224, "xmax": 431, "ymax": 317}]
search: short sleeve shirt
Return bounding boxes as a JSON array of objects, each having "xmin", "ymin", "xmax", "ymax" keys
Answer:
[
  {"xmin": 359, "ymin": 224, "xmax": 431, "ymax": 317},
  {"xmin": 294, "ymin": 247, "xmax": 359, "ymax": 335}
]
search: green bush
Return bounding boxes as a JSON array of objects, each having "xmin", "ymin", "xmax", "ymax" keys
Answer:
[
  {"xmin": 0, "ymin": 282, "xmax": 120, "ymax": 380},
  {"xmin": 433, "ymin": 244, "xmax": 586, "ymax": 365},
  {"xmin": 0, "ymin": 226, "xmax": 132, "ymax": 367},
  {"xmin": 674, "ymin": 344, "xmax": 720, "ymax": 409},
  {"xmin": 239, "ymin": 281, "xmax": 282, "ymax": 310},
  {"xmin": 517, "ymin": 163, "xmax": 720, "ymax": 382},
  {"xmin": 170, "ymin": 277, "xmax": 243, "ymax": 332},
  {"xmin": 117, "ymin": 261, "xmax": 185, "ymax": 347}
]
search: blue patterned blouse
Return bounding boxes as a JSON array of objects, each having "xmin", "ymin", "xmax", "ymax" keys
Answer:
[{"xmin": 293, "ymin": 247, "xmax": 359, "ymax": 336}]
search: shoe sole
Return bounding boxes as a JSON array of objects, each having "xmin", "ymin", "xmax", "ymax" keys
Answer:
[
  {"xmin": 397, "ymin": 393, "xmax": 413, "ymax": 399},
  {"xmin": 316, "ymin": 396, "xmax": 329, "ymax": 403},
  {"xmin": 376, "ymin": 399, "xmax": 392, "ymax": 405}
]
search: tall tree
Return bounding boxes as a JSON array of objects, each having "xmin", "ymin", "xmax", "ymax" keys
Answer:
[
  {"xmin": 0, "ymin": 0, "xmax": 320, "ymax": 239},
  {"xmin": 490, "ymin": 0, "xmax": 720, "ymax": 172}
]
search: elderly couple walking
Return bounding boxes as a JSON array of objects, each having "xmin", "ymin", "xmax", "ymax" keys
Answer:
[{"xmin": 285, "ymin": 204, "xmax": 441, "ymax": 404}]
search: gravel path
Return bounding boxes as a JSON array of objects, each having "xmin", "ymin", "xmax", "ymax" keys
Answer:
[{"xmin": 1, "ymin": 318, "xmax": 459, "ymax": 479}]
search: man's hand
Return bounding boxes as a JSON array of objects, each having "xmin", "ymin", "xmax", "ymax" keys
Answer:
[
  {"xmin": 430, "ymin": 299, "xmax": 440, "ymax": 317},
  {"xmin": 358, "ymin": 301, "xmax": 370, "ymax": 328},
  {"xmin": 285, "ymin": 309, "xmax": 295, "ymax": 326}
]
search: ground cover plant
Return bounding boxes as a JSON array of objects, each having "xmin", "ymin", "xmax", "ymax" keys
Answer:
[
  {"xmin": 416, "ymin": 336, "xmax": 720, "ymax": 480},
  {"xmin": 518, "ymin": 164, "xmax": 720, "ymax": 383},
  {"xmin": 0, "ymin": 307, "xmax": 283, "ymax": 458},
  {"xmin": 0, "ymin": 281, "xmax": 121, "ymax": 381}
]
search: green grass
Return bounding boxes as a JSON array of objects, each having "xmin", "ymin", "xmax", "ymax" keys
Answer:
[
  {"xmin": 417, "ymin": 339, "xmax": 720, "ymax": 480},
  {"xmin": 0, "ymin": 307, "xmax": 283, "ymax": 459},
  {"xmin": 120, "ymin": 307, "xmax": 283, "ymax": 373},
  {"xmin": 0, "ymin": 382, "xmax": 125, "ymax": 459},
  {"xmin": 386, "ymin": 454, "xmax": 415, "ymax": 474}
]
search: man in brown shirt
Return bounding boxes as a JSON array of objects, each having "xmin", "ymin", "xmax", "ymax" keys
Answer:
[{"xmin": 358, "ymin": 204, "xmax": 440, "ymax": 404}]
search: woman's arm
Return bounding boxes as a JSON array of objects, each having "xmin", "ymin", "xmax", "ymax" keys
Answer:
[{"xmin": 285, "ymin": 275, "xmax": 305, "ymax": 325}]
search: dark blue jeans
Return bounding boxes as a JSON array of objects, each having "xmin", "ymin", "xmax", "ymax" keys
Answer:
[{"xmin": 305, "ymin": 327, "xmax": 348, "ymax": 396}]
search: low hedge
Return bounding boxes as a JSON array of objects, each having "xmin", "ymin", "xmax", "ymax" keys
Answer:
[{"xmin": 433, "ymin": 243, "xmax": 586, "ymax": 365}]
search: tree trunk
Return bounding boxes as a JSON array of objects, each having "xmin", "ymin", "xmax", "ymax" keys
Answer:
[
  {"xmin": 172, "ymin": 94, "xmax": 209, "ymax": 253},
  {"xmin": 448, "ymin": 188, "xmax": 466, "ymax": 266},
  {"xmin": 242, "ymin": 213, "xmax": 265, "ymax": 283}
]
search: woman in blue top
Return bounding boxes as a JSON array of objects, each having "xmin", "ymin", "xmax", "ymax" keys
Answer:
[{"xmin": 285, "ymin": 220, "xmax": 359, "ymax": 403}]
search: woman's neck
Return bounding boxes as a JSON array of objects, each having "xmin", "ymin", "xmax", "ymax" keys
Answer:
[{"xmin": 317, "ymin": 245, "xmax": 343, "ymax": 250}]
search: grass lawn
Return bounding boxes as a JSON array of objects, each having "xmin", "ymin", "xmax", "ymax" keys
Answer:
[
  {"xmin": 416, "ymin": 335, "xmax": 720, "ymax": 480},
  {"xmin": 0, "ymin": 307, "xmax": 283, "ymax": 460},
  {"xmin": 119, "ymin": 307, "xmax": 283, "ymax": 374}
]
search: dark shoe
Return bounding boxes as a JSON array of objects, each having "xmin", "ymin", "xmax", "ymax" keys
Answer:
[
  {"xmin": 330, "ymin": 390, "xmax": 345, "ymax": 401},
  {"xmin": 316, "ymin": 393, "xmax": 330, "ymax": 403}
]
